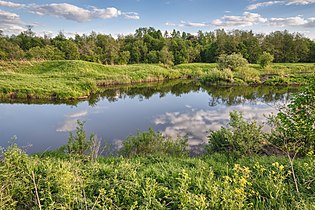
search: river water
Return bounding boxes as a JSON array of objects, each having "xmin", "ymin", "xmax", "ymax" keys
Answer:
[{"xmin": 0, "ymin": 80, "xmax": 297, "ymax": 154}]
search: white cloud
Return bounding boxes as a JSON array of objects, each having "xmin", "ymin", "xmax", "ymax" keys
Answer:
[
  {"xmin": 286, "ymin": 0, "xmax": 315, "ymax": 5},
  {"xmin": 154, "ymin": 104, "xmax": 276, "ymax": 146},
  {"xmin": 31, "ymin": 3, "xmax": 91, "ymax": 22},
  {"xmin": 0, "ymin": 0, "xmax": 25, "ymax": 8},
  {"xmin": 180, "ymin": 21, "xmax": 208, "ymax": 27},
  {"xmin": 246, "ymin": 0, "xmax": 315, "ymax": 11},
  {"xmin": 268, "ymin": 16, "xmax": 307, "ymax": 26},
  {"xmin": 57, "ymin": 110, "xmax": 88, "ymax": 132},
  {"xmin": 0, "ymin": 1, "xmax": 139, "ymax": 22},
  {"xmin": 0, "ymin": 9, "xmax": 25, "ymax": 33},
  {"xmin": 246, "ymin": 1, "xmax": 284, "ymax": 10},
  {"xmin": 122, "ymin": 12, "xmax": 140, "ymax": 20},
  {"xmin": 212, "ymin": 12, "xmax": 267, "ymax": 28},
  {"xmin": 165, "ymin": 22, "xmax": 176, "ymax": 26},
  {"xmin": 304, "ymin": 18, "xmax": 315, "ymax": 27},
  {"xmin": 266, "ymin": 16, "xmax": 315, "ymax": 27}
]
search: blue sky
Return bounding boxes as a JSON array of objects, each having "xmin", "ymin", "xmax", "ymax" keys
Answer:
[{"xmin": 0, "ymin": 0, "xmax": 315, "ymax": 39}]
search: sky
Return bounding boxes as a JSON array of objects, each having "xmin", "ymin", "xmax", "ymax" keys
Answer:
[{"xmin": 0, "ymin": 0, "xmax": 315, "ymax": 39}]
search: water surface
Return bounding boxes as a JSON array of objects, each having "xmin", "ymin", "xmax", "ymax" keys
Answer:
[{"xmin": 0, "ymin": 80, "xmax": 297, "ymax": 154}]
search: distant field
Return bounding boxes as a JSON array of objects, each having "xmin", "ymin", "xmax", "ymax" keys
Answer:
[{"xmin": 0, "ymin": 60, "xmax": 314, "ymax": 100}]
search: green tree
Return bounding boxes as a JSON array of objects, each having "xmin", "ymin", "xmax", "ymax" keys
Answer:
[
  {"xmin": 159, "ymin": 46, "xmax": 174, "ymax": 66},
  {"xmin": 258, "ymin": 52, "xmax": 274, "ymax": 68},
  {"xmin": 118, "ymin": 51, "xmax": 130, "ymax": 65},
  {"xmin": 217, "ymin": 53, "xmax": 248, "ymax": 71},
  {"xmin": 28, "ymin": 46, "xmax": 64, "ymax": 60},
  {"xmin": 146, "ymin": 50, "xmax": 159, "ymax": 63}
]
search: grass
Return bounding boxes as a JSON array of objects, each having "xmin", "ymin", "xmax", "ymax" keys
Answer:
[
  {"xmin": 1, "ymin": 144, "xmax": 314, "ymax": 209},
  {"xmin": 0, "ymin": 60, "xmax": 314, "ymax": 100},
  {"xmin": 0, "ymin": 61, "xmax": 186, "ymax": 100}
]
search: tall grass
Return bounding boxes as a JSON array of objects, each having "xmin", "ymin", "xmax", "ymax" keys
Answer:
[{"xmin": 0, "ymin": 144, "xmax": 314, "ymax": 209}]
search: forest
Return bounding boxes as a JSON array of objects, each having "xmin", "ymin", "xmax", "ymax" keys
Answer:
[{"xmin": 1, "ymin": 27, "xmax": 315, "ymax": 65}]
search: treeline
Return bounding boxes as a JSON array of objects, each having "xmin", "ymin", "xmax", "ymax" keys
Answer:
[{"xmin": 1, "ymin": 27, "xmax": 315, "ymax": 64}]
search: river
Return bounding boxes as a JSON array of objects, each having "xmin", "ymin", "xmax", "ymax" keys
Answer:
[{"xmin": 0, "ymin": 80, "xmax": 298, "ymax": 154}]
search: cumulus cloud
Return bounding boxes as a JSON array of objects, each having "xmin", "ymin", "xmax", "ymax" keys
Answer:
[
  {"xmin": 268, "ymin": 16, "xmax": 307, "ymax": 26},
  {"xmin": 0, "ymin": 0, "xmax": 25, "ymax": 8},
  {"xmin": 153, "ymin": 103, "xmax": 277, "ymax": 147},
  {"xmin": 31, "ymin": 3, "xmax": 91, "ymax": 22},
  {"xmin": 0, "ymin": 1, "xmax": 139, "ymax": 22},
  {"xmin": 246, "ymin": 1, "xmax": 284, "ymax": 10},
  {"xmin": 304, "ymin": 18, "xmax": 315, "ymax": 27},
  {"xmin": 212, "ymin": 12, "xmax": 267, "ymax": 27},
  {"xmin": 267, "ymin": 16, "xmax": 315, "ymax": 27},
  {"xmin": 0, "ymin": 9, "xmax": 25, "ymax": 33}
]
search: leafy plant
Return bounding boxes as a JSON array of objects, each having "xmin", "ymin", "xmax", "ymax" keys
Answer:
[
  {"xmin": 217, "ymin": 53, "xmax": 249, "ymax": 71},
  {"xmin": 269, "ymin": 78, "xmax": 315, "ymax": 155},
  {"xmin": 207, "ymin": 111, "xmax": 265, "ymax": 156},
  {"xmin": 258, "ymin": 52, "xmax": 274, "ymax": 69},
  {"xmin": 119, "ymin": 128, "xmax": 188, "ymax": 157},
  {"xmin": 65, "ymin": 120, "xmax": 105, "ymax": 160}
]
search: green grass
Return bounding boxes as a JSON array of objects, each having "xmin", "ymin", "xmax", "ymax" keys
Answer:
[
  {"xmin": 1, "ymin": 144, "xmax": 314, "ymax": 209},
  {"xmin": 0, "ymin": 61, "xmax": 185, "ymax": 100},
  {"xmin": 0, "ymin": 61, "xmax": 314, "ymax": 100}
]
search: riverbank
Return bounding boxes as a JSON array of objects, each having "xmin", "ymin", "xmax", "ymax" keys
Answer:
[{"xmin": 0, "ymin": 60, "xmax": 314, "ymax": 100}]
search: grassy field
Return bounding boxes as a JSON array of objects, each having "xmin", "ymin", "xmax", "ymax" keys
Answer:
[
  {"xmin": 0, "ymin": 60, "xmax": 314, "ymax": 100},
  {"xmin": 1, "ymin": 145, "xmax": 314, "ymax": 209}
]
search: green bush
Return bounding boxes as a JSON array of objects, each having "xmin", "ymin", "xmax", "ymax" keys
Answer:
[
  {"xmin": 258, "ymin": 52, "xmax": 274, "ymax": 68},
  {"xmin": 64, "ymin": 120, "xmax": 103, "ymax": 160},
  {"xmin": 119, "ymin": 128, "xmax": 188, "ymax": 157},
  {"xmin": 268, "ymin": 78, "xmax": 315, "ymax": 155},
  {"xmin": 203, "ymin": 68, "xmax": 234, "ymax": 83},
  {"xmin": 217, "ymin": 53, "xmax": 249, "ymax": 71},
  {"xmin": 207, "ymin": 111, "xmax": 265, "ymax": 156},
  {"xmin": 235, "ymin": 66, "xmax": 261, "ymax": 83}
]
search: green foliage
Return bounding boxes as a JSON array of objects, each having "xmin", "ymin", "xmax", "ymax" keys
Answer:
[
  {"xmin": 269, "ymin": 79, "xmax": 315, "ymax": 155},
  {"xmin": 0, "ymin": 28, "xmax": 314, "ymax": 64},
  {"xmin": 1, "ymin": 144, "xmax": 315, "ymax": 209},
  {"xmin": 27, "ymin": 46, "xmax": 64, "ymax": 60},
  {"xmin": 66, "ymin": 120, "xmax": 94, "ymax": 155},
  {"xmin": 159, "ymin": 46, "xmax": 174, "ymax": 66},
  {"xmin": 203, "ymin": 68, "xmax": 234, "ymax": 83},
  {"xmin": 235, "ymin": 66, "xmax": 261, "ymax": 83},
  {"xmin": 118, "ymin": 50, "xmax": 130, "ymax": 65},
  {"xmin": 207, "ymin": 111, "xmax": 265, "ymax": 156},
  {"xmin": 258, "ymin": 52, "xmax": 274, "ymax": 68},
  {"xmin": 217, "ymin": 53, "xmax": 249, "ymax": 71},
  {"xmin": 119, "ymin": 128, "xmax": 188, "ymax": 157}
]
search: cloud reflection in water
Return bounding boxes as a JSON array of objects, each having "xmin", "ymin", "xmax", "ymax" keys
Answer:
[{"xmin": 154, "ymin": 102, "xmax": 278, "ymax": 146}]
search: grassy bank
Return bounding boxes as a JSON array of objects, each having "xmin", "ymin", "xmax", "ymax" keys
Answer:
[
  {"xmin": 0, "ymin": 61, "xmax": 186, "ymax": 100},
  {"xmin": 1, "ymin": 145, "xmax": 314, "ymax": 209},
  {"xmin": 0, "ymin": 61, "xmax": 314, "ymax": 100}
]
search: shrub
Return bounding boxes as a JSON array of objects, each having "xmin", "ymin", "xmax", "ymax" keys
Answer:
[
  {"xmin": 65, "ymin": 120, "xmax": 103, "ymax": 160},
  {"xmin": 119, "ymin": 128, "xmax": 188, "ymax": 157},
  {"xmin": 203, "ymin": 68, "xmax": 234, "ymax": 83},
  {"xmin": 217, "ymin": 53, "xmax": 249, "ymax": 71},
  {"xmin": 235, "ymin": 66, "xmax": 261, "ymax": 83},
  {"xmin": 258, "ymin": 52, "xmax": 274, "ymax": 69},
  {"xmin": 207, "ymin": 111, "xmax": 265, "ymax": 156},
  {"xmin": 268, "ymin": 78, "xmax": 315, "ymax": 155}
]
